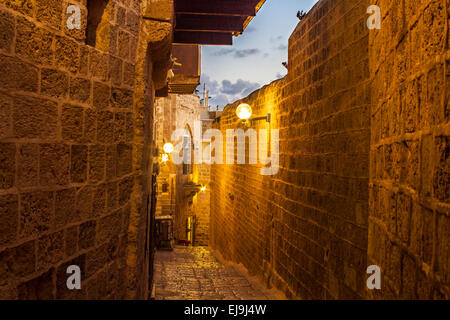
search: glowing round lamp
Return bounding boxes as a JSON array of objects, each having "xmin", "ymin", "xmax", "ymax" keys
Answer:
[
  {"xmin": 236, "ymin": 103, "xmax": 252, "ymax": 120},
  {"xmin": 163, "ymin": 142, "xmax": 174, "ymax": 154},
  {"xmin": 200, "ymin": 186, "xmax": 206, "ymax": 192}
]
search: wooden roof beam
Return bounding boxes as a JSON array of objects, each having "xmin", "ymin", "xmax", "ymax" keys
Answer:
[
  {"xmin": 175, "ymin": 0, "xmax": 256, "ymax": 16},
  {"xmin": 173, "ymin": 31, "xmax": 232, "ymax": 45},
  {"xmin": 175, "ymin": 14, "xmax": 244, "ymax": 33}
]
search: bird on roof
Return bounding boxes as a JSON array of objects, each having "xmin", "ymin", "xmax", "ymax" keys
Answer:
[{"xmin": 297, "ymin": 10, "xmax": 307, "ymax": 20}]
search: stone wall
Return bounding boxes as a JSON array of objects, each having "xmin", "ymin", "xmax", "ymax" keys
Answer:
[
  {"xmin": 211, "ymin": 0, "xmax": 371, "ymax": 299},
  {"xmin": 368, "ymin": 0, "xmax": 449, "ymax": 299},
  {"xmin": 0, "ymin": 0, "xmax": 173, "ymax": 299},
  {"xmin": 211, "ymin": 0, "xmax": 449, "ymax": 300},
  {"xmin": 155, "ymin": 94, "xmax": 211, "ymax": 246}
]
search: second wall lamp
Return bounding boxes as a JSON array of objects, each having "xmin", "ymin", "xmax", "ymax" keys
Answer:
[{"xmin": 236, "ymin": 103, "xmax": 271, "ymax": 124}]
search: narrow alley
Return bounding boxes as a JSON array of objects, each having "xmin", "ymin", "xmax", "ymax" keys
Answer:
[
  {"xmin": 0, "ymin": 0, "xmax": 448, "ymax": 302},
  {"xmin": 154, "ymin": 247, "xmax": 283, "ymax": 300}
]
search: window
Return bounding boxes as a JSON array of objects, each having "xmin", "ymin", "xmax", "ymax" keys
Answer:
[
  {"xmin": 182, "ymin": 129, "xmax": 193, "ymax": 175},
  {"xmin": 86, "ymin": 0, "xmax": 109, "ymax": 47}
]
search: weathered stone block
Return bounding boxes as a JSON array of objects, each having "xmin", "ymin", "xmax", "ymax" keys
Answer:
[
  {"xmin": 1, "ymin": 0, "xmax": 32, "ymax": 14},
  {"xmin": 79, "ymin": 220, "xmax": 96, "ymax": 250},
  {"xmin": 118, "ymin": 177, "xmax": 133, "ymax": 205},
  {"xmin": 97, "ymin": 111, "xmax": 114, "ymax": 143},
  {"xmin": 79, "ymin": 46, "xmax": 90, "ymax": 75},
  {"xmin": 114, "ymin": 112, "xmax": 126, "ymax": 142},
  {"xmin": 396, "ymin": 192, "xmax": 412, "ymax": 245},
  {"xmin": 0, "ymin": 9, "xmax": 14, "ymax": 52},
  {"xmin": 88, "ymin": 145, "xmax": 105, "ymax": 182},
  {"xmin": 125, "ymin": 112, "xmax": 134, "ymax": 142},
  {"xmin": 434, "ymin": 136, "xmax": 449, "ymax": 204},
  {"xmin": 55, "ymin": 36, "xmax": 80, "ymax": 73},
  {"xmin": 17, "ymin": 269, "xmax": 55, "ymax": 300},
  {"xmin": 106, "ymin": 181, "xmax": 118, "ymax": 210},
  {"xmin": 0, "ymin": 142, "xmax": 15, "ymax": 189},
  {"xmin": 35, "ymin": 0, "xmax": 62, "ymax": 29},
  {"xmin": 15, "ymin": 17, "xmax": 53, "ymax": 65},
  {"xmin": 117, "ymin": 143, "xmax": 132, "ymax": 176},
  {"xmin": 39, "ymin": 144, "xmax": 70, "ymax": 186},
  {"xmin": 84, "ymin": 108, "xmax": 97, "ymax": 142},
  {"xmin": 90, "ymin": 51, "xmax": 108, "ymax": 80},
  {"xmin": 93, "ymin": 82, "xmax": 110, "ymax": 109},
  {"xmin": 109, "ymin": 56, "xmax": 123, "ymax": 85},
  {"xmin": 55, "ymin": 188, "xmax": 77, "ymax": 227},
  {"xmin": 0, "ymin": 194, "xmax": 18, "ymax": 247},
  {"xmin": 71, "ymin": 145, "xmax": 88, "ymax": 183},
  {"xmin": 70, "ymin": 77, "xmax": 91, "ymax": 104},
  {"xmin": 41, "ymin": 68, "xmax": 69, "ymax": 98},
  {"xmin": 93, "ymin": 183, "xmax": 106, "ymax": 216},
  {"xmin": 97, "ymin": 211, "xmax": 121, "ymax": 244},
  {"xmin": 111, "ymin": 87, "xmax": 133, "ymax": 109},
  {"xmin": 0, "ymin": 92, "xmax": 12, "ymax": 139},
  {"xmin": 76, "ymin": 186, "xmax": 94, "ymax": 220},
  {"xmin": 17, "ymin": 144, "xmax": 38, "ymax": 188},
  {"xmin": 62, "ymin": 104, "xmax": 84, "ymax": 142},
  {"xmin": 123, "ymin": 62, "xmax": 135, "ymax": 87},
  {"xmin": 37, "ymin": 231, "xmax": 65, "ymax": 271},
  {"xmin": 142, "ymin": 0, "xmax": 173, "ymax": 22},
  {"xmin": 0, "ymin": 240, "xmax": 35, "ymax": 285},
  {"xmin": 105, "ymin": 145, "xmax": 117, "ymax": 180},
  {"xmin": 85, "ymin": 244, "xmax": 108, "ymax": 278},
  {"xmin": 65, "ymin": 226, "xmax": 78, "ymax": 257},
  {"xmin": 0, "ymin": 55, "xmax": 38, "ymax": 92},
  {"xmin": 13, "ymin": 95, "xmax": 58, "ymax": 139},
  {"xmin": 118, "ymin": 31, "xmax": 130, "ymax": 60}
]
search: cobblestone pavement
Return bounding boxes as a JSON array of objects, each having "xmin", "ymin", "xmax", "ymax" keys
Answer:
[{"xmin": 154, "ymin": 246, "xmax": 283, "ymax": 300}]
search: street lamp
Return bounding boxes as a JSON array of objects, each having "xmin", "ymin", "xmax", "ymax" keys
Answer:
[
  {"xmin": 236, "ymin": 103, "xmax": 252, "ymax": 120},
  {"xmin": 163, "ymin": 142, "xmax": 174, "ymax": 154},
  {"xmin": 236, "ymin": 103, "xmax": 271, "ymax": 124}
]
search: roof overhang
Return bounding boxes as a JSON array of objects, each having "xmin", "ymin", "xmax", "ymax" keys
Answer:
[{"xmin": 173, "ymin": 0, "xmax": 266, "ymax": 45}]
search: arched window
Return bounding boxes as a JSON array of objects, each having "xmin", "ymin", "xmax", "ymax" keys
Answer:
[
  {"xmin": 182, "ymin": 125, "xmax": 193, "ymax": 175},
  {"xmin": 86, "ymin": 0, "xmax": 109, "ymax": 47}
]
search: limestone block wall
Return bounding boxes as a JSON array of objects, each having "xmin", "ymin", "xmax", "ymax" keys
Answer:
[
  {"xmin": 211, "ymin": 0, "xmax": 449, "ymax": 300},
  {"xmin": 211, "ymin": 0, "xmax": 371, "ymax": 299},
  {"xmin": 368, "ymin": 0, "xmax": 449, "ymax": 299},
  {"xmin": 0, "ymin": 0, "xmax": 173, "ymax": 299}
]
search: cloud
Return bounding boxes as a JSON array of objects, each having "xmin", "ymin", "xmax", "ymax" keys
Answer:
[
  {"xmin": 211, "ymin": 48, "xmax": 260, "ymax": 59},
  {"xmin": 234, "ymin": 48, "xmax": 260, "ymax": 58},
  {"xmin": 270, "ymin": 35, "xmax": 283, "ymax": 42},
  {"xmin": 222, "ymin": 79, "xmax": 259, "ymax": 95},
  {"xmin": 276, "ymin": 44, "xmax": 288, "ymax": 51},
  {"xmin": 212, "ymin": 48, "xmax": 235, "ymax": 56},
  {"xmin": 199, "ymin": 75, "xmax": 261, "ymax": 108}
]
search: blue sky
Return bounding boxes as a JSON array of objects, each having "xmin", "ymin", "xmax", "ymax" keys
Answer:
[{"xmin": 199, "ymin": 0, "xmax": 319, "ymax": 108}]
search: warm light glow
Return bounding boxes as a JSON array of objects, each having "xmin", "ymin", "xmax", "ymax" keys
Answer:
[
  {"xmin": 201, "ymin": 186, "xmax": 206, "ymax": 192},
  {"xmin": 236, "ymin": 103, "xmax": 252, "ymax": 120},
  {"xmin": 161, "ymin": 154, "xmax": 169, "ymax": 162},
  {"xmin": 163, "ymin": 142, "xmax": 174, "ymax": 154}
]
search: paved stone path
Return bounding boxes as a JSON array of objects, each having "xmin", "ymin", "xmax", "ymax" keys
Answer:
[{"xmin": 154, "ymin": 246, "xmax": 283, "ymax": 300}]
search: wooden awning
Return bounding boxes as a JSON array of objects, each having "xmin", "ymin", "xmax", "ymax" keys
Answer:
[{"xmin": 173, "ymin": 0, "xmax": 266, "ymax": 45}]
